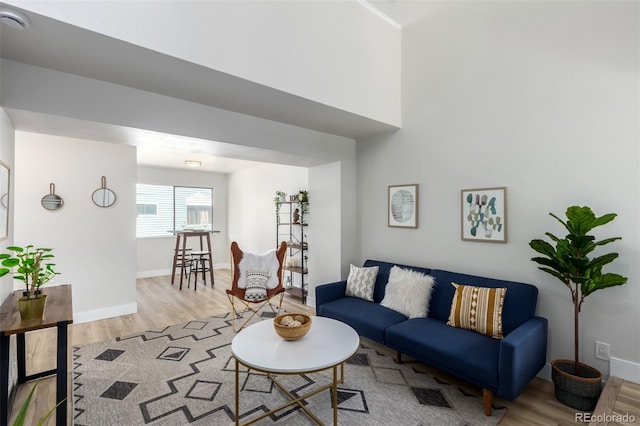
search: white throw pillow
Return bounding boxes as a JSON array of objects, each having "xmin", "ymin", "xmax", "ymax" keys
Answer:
[
  {"xmin": 380, "ymin": 266, "xmax": 435, "ymax": 318},
  {"xmin": 238, "ymin": 250, "xmax": 281, "ymax": 289},
  {"xmin": 345, "ymin": 264, "xmax": 379, "ymax": 301},
  {"xmin": 244, "ymin": 270, "xmax": 270, "ymax": 301}
]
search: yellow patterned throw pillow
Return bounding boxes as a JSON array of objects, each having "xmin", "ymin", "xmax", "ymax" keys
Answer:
[{"xmin": 447, "ymin": 283, "xmax": 507, "ymax": 339}]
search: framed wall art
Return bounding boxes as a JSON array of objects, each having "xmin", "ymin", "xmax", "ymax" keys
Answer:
[
  {"xmin": 461, "ymin": 187, "xmax": 507, "ymax": 243},
  {"xmin": 388, "ymin": 184, "xmax": 418, "ymax": 228}
]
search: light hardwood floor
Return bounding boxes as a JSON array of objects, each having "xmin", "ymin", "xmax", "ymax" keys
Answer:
[{"xmin": 7, "ymin": 271, "xmax": 636, "ymax": 425}]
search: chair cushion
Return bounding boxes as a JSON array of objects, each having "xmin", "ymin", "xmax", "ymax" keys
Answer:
[
  {"xmin": 345, "ymin": 264, "xmax": 379, "ymax": 301},
  {"xmin": 244, "ymin": 271, "xmax": 269, "ymax": 301},
  {"xmin": 380, "ymin": 266, "xmax": 435, "ymax": 318},
  {"xmin": 447, "ymin": 282, "xmax": 507, "ymax": 339}
]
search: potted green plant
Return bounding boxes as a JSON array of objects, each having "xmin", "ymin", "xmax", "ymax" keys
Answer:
[
  {"xmin": 0, "ymin": 245, "xmax": 59, "ymax": 320},
  {"xmin": 298, "ymin": 190, "xmax": 309, "ymax": 225},
  {"xmin": 274, "ymin": 191, "xmax": 286, "ymax": 224},
  {"xmin": 274, "ymin": 190, "xmax": 286, "ymax": 202},
  {"xmin": 529, "ymin": 206, "xmax": 628, "ymax": 411}
]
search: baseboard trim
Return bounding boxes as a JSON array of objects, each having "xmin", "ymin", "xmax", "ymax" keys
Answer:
[
  {"xmin": 137, "ymin": 263, "xmax": 230, "ymax": 279},
  {"xmin": 74, "ymin": 302, "xmax": 137, "ymax": 324},
  {"xmin": 538, "ymin": 363, "xmax": 552, "ymax": 381},
  {"xmin": 537, "ymin": 357, "xmax": 640, "ymax": 385},
  {"xmin": 137, "ymin": 269, "xmax": 172, "ymax": 278},
  {"xmin": 611, "ymin": 357, "xmax": 640, "ymax": 384}
]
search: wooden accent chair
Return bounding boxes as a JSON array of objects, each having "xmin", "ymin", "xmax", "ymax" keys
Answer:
[{"xmin": 226, "ymin": 241, "xmax": 287, "ymax": 332}]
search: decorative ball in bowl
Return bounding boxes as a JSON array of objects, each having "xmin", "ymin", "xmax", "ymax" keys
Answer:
[{"xmin": 273, "ymin": 314, "xmax": 312, "ymax": 340}]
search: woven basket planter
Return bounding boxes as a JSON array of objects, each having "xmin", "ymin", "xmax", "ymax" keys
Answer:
[{"xmin": 551, "ymin": 359, "xmax": 602, "ymax": 411}]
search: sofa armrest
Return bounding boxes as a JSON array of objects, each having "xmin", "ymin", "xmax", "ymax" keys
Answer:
[
  {"xmin": 315, "ymin": 281, "xmax": 347, "ymax": 312},
  {"xmin": 497, "ymin": 316, "xmax": 548, "ymax": 400}
]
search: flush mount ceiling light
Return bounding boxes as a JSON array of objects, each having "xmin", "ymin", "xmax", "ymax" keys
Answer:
[
  {"xmin": 0, "ymin": 9, "xmax": 30, "ymax": 29},
  {"xmin": 184, "ymin": 160, "xmax": 202, "ymax": 168}
]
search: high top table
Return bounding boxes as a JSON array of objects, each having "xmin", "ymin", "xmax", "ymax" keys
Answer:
[
  {"xmin": 170, "ymin": 230, "xmax": 220, "ymax": 290},
  {"xmin": 231, "ymin": 316, "xmax": 359, "ymax": 425},
  {"xmin": 0, "ymin": 285, "xmax": 73, "ymax": 426}
]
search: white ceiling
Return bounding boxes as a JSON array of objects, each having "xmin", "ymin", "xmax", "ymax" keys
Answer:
[
  {"xmin": 136, "ymin": 146, "xmax": 261, "ymax": 174},
  {"xmin": 0, "ymin": 3, "xmax": 398, "ymax": 173}
]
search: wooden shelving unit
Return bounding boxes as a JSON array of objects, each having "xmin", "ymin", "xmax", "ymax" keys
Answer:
[{"xmin": 276, "ymin": 199, "xmax": 309, "ymax": 304}]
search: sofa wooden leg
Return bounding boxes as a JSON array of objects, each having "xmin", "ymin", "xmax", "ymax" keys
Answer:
[
  {"xmin": 482, "ymin": 389, "xmax": 493, "ymax": 416},
  {"xmin": 395, "ymin": 351, "xmax": 402, "ymax": 364}
]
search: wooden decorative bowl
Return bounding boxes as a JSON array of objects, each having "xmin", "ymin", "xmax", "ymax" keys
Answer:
[{"xmin": 273, "ymin": 314, "xmax": 312, "ymax": 340}]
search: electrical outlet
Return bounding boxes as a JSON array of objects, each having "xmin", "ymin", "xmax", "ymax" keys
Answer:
[{"xmin": 595, "ymin": 341, "xmax": 610, "ymax": 361}]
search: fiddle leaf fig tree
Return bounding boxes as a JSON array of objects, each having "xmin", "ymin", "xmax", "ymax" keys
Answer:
[{"xmin": 529, "ymin": 206, "xmax": 628, "ymax": 367}]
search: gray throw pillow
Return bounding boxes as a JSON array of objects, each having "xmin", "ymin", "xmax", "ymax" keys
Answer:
[{"xmin": 345, "ymin": 264, "xmax": 379, "ymax": 301}]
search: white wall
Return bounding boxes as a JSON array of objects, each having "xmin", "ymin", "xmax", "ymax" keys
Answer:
[
  {"xmin": 1, "ymin": 59, "xmax": 356, "ymax": 165},
  {"xmin": 10, "ymin": 0, "xmax": 401, "ymax": 127},
  {"xmin": 306, "ymin": 161, "xmax": 345, "ymax": 308},
  {"xmin": 356, "ymin": 1, "xmax": 639, "ymax": 381},
  {"xmin": 14, "ymin": 132, "xmax": 137, "ymax": 323},
  {"xmin": 0, "ymin": 109, "xmax": 14, "ymax": 305},
  {"xmin": 227, "ymin": 164, "xmax": 308, "ymax": 301},
  {"xmin": 227, "ymin": 161, "xmax": 356, "ymax": 308},
  {"xmin": 136, "ymin": 165, "xmax": 229, "ymax": 276},
  {"xmin": 227, "ymin": 163, "xmax": 307, "ymax": 254},
  {"xmin": 0, "ymin": 108, "xmax": 17, "ymax": 426}
]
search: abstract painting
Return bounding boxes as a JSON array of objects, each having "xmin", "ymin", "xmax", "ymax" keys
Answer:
[
  {"xmin": 461, "ymin": 187, "xmax": 507, "ymax": 242},
  {"xmin": 388, "ymin": 184, "xmax": 418, "ymax": 228}
]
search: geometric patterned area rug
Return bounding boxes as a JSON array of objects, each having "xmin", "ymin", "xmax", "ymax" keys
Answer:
[{"xmin": 73, "ymin": 312, "xmax": 506, "ymax": 426}]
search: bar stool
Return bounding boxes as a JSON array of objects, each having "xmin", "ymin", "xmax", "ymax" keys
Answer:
[
  {"xmin": 171, "ymin": 248, "xmax": 193, "ymax": 287},
  {"xmin": 188, "ymin": 250, "xmax": 213, "ymax": 291}
]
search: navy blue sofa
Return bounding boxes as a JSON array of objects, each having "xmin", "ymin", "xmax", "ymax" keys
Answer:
[{"xmin": 315, "ymin": 260, "xmax": 548, "ymax": 416}]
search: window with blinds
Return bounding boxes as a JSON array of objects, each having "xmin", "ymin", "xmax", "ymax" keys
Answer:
[{"xmin": 136, "ymin": 184, "xmax": 213, "ymax": 238}]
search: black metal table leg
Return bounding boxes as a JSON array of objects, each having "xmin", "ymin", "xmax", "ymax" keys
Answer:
[
  {"xmin": 0, "ymin": 334, "xmax": 10, "ymax": 426},
  {"xmin": 56, "ymin": 321, "xmax": 68, "ymax": 426},
  {"xmin": 16, "ymin": 333, "xmax": 25, "ymax": 383}
]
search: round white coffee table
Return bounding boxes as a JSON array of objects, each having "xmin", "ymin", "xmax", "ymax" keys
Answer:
[{"xmin": 231, "ymin": 316, "xmax": 359, "ymax": 426}]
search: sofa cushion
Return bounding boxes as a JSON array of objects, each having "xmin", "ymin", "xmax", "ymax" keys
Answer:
[
  {"xmin": 429, "ymin": 269, "xmax": 538, "ymax": 335},
  {"xmin": 447, "ymin": 283, "xmax": 507, "ymax": 339},
  {"xmin": 385, "ymin": 318, "xmax": 501, "ymax": 390},
  {"xmin": 316, "ymin": 297, "xmax": 407, "ymax": 344},
  {"xmin": 363, "ymin": 260, "xmax": 432, "ymax": 303},
  {"xmin": 380, "ymin": 266, "xmax": 435, "ymax": 318}
]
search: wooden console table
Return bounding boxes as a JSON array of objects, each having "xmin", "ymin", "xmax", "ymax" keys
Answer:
[{"xmin": 0, "ymin": 285, "xmax": 73, "ymax": 426}]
